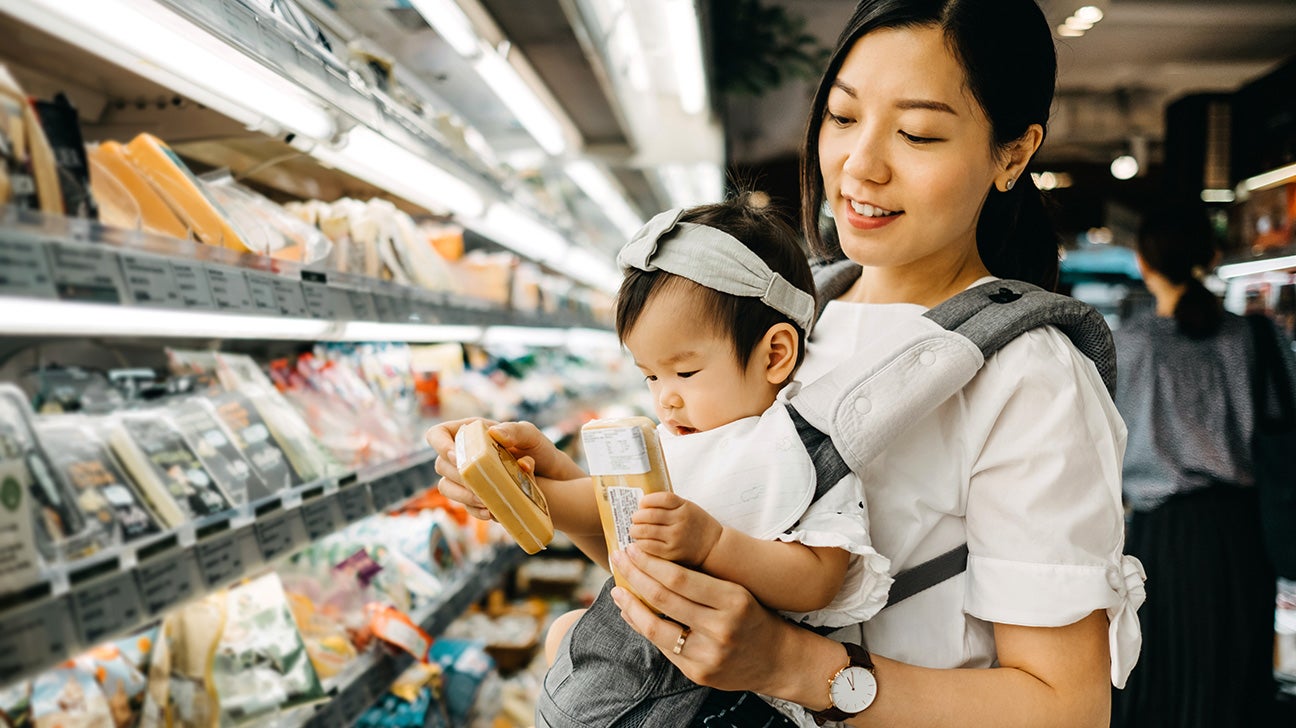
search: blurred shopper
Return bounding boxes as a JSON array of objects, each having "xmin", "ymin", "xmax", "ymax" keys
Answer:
[{"xmin": 1114, "ymin": 205, "xmax": 1291, "ymax": 727}]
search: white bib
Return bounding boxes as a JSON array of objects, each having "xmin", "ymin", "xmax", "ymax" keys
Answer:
[{"xmin": 659, "ymin": 403, "xmax": 814, "ymax": 541}]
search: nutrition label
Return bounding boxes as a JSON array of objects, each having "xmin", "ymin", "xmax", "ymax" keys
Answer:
[
  {"xmin": 605, "ymin": 486, "xmax": 645, "ymax": 550},
  {"xmin": 582, "ymin": 427, "xmax": 650, "ymax": 475}
]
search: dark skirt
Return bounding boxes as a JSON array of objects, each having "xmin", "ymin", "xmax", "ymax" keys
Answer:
[{"xmin": 1114, "ymin": 485, "xmax": 1277, "ymax": 728}]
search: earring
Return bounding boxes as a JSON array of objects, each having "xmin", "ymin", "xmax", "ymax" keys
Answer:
[{"xmin": 1005, "ymin": 177, "xmax": 1016, "ymax": 191}]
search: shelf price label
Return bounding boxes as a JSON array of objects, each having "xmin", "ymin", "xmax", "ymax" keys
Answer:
[
  {"xmin": 196, "ymin": 529, "xmax": 259, "ymax": 588},
  {"xmin": 0, "ymin": 596, "xmax": 76, "ymax": 682},
  {"xmin": 46, "ymin": 242, "xmax": 124, "ymax": 303},
  {"xmin": 372, "ymin": 292, "xmax": 402, "ymax": 323},
  {"xmin": 72, "ymin": 571, "xmax": 145, "ymax": 645},
  {"xmin": 0, "ymin": 233, "xmax": 58, "ymax": 299},
  {"xmin": 302, "ymin": 281, "xmax": 337, "ymax": 320},
  {"xmin": 346, "ymin": 289, "xmax": 379, "ymax": 321},
  {"xmin": 171, "ymin": 261, "xmax": 216, "ymax": 309},
  {"xmin": 134, "ymin": 549, "xmax": 202, "ymax": 616},
  {"xmin": 206, "ymin": 265, "xmax": 256, "ymax": 312},
  {"xmin": 370, "ymin": 476, "xmax": 405, "ymax": 510},
  {"xmin": 254, "ymin": 510, "xmax": 306, "ymax": 562},
  {"xmin": 272, "ymin": 278, "xmax": 310, "ymax": 318},
  {"xmin": 336, "ymin": 485, "xmax": 372, "ymax": 523},
  {"xmin": 119, "ymin": 253, "xmax": 183, "ymax": 307},
  {"xmin": 245, "ymin": 272, "xmax": 280, "ymax": 313},
  {"xmin": 300, "ymin": 496, "xmax": 341, "ymax": 540}
]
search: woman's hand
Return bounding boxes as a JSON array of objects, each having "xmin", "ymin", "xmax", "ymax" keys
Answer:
[{"xmin": 607, "ymin": 544, "xmax": 838, "ymax": 702}]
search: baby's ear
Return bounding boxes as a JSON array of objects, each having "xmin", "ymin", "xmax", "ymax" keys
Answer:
[{"xmin": 762, "ymin": 323, "xmax": 800, "ymax": 385}]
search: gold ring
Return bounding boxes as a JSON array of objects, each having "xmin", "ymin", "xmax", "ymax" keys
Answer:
[{"xmin": 672, "ymin": 627, "xmax": 690, "ymax": 655}]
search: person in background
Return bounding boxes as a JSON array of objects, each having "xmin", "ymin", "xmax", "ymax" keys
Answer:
[
  {"xmin": 1114, "ymin": 204, "xmax": 1292, "ymax": 727},
  {"xmin": 430, "ymin": 0, "xmax": 1144, "ymax": 724}
]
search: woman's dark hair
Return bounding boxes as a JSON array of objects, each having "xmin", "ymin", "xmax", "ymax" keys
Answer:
[
  {"xmin": 1137, "ymin": 204, "xmax": 1222, "ymax": 339},
  {"xmin": 799, "ymin": 0, "xmax": 1061, "ymax": 290},
  {"xmin": 616, "ymin": 196, "xmax": 815, "ymax": 371}
]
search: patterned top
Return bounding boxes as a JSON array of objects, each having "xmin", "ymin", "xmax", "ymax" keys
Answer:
[{"xmin": 1115, "ymin": 311, "xmax": 1287, "ymax": 511}]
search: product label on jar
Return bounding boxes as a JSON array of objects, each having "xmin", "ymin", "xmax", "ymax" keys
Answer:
[{"xmin": 583, "ymin": 428, "xmax": 651, "ymax": 475}]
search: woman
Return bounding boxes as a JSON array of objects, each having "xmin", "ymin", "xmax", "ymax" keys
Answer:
[
  {"xmin": 429, "ymin": 0, "xmax": 1144, "ymax": 725},
  {"xmin": 1114, "ymin": 205, "xmax": 1286, "ymax": 727}
]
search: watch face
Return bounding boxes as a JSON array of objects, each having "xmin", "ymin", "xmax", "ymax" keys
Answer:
[{"xmin": 830, "ymin": 666, "xmax": 877, "ymax": 713}]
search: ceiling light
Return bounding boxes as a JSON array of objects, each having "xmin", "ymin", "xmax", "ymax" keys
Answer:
[
  {"xmin": 1074, "ymin": 6, "xmax": 1104, "ymax": 24},
  {"xmin": 2, "ymin": 0, "xmax": 335, "ymax": 141},
  {"xmin": 1216, "ymin": 255, "xmax": 1296, "ymax": 280},
  {"xmin": 1241, "ymin": 162, "xmax": 1296, "ymax": 193},
  {"xmin": 474, "ymin": 51, "xmax": 567, "ymax": 155},
  {"xmin": 664, "ymin": 0, "xmax": 709, "ymax": 115},
  {"xmin": 1200, "ymin": 189, "xmax": 1236, "ymax": 203},
  {"xmin": 659, "ymin": 163, "xmax": 725, "ymax": 208},
  {"xmin": 1056, "ymin": 24, "xmax": 1085, "ymax": 37},
  {"xmin": 409, "ymin": 0, "xmax": 481, "ymax": 58},
  {"xmin": 476, "ymin": 204, "xmax": 571, "ymax": 264},
  {"xmin": 1064, "ymin": 16, "xmax": 1095, "ymax": 31},
  {"xmin": 565, "ymin": 160, "xmax": 643, "ymax": 238},
  {"xmin": 557, "ymin": 246, "xmax": 621, "ymax": 293},
  {"xmin": 315, "ymin": 126, "xmax": 486, "ymax": 218},
  {"xmin": 0, "ymin": 297, "xmax": 335, "ymax": 339},
  {"xmin": 1086, "ymin": 227, "xmax": 1114, "ymax": 245},
  {"xmin": 339, "ymin": 322, "xmax": 484, "ymax": 343},
  {"xmin": 606, "ymin": 3, "xmax": 650, "ymax": 92},
  {"xmin": 481, "ymin": 326, "xmax": 569, "ymax": 348},
  {"xmin": 1110, "ymin": 155, "xmax": 1139, "ymax": 180}
]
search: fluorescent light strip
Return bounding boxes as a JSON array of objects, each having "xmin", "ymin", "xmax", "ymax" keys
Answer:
[
  {"xmin": 474, "ymin": 51, "xmax": 567, "ymax": 155},
  {"xmin": 477, "ymin": 204, "xmax": 571, "ymax": 264},
  {"xmin": 0, "ymin": 298, "xmax": 335, "ymax": 339},
  {"xmin": 558, "ymin": 246, "xmax": 621, "ymax": 293},
  {"xmin": 2, "ymin": 0, "xmax": 334, "ymax": 140},
  {"xmin": 1242, "ymin": 162, "xmax": 1296, "ymax": 193},
  {"xmin": 1216, "ymin": 255, "xmax": 1296, "ymax": 280},
  {"xmin": 565, "ymin": 161, "xmax": 643, "ymax": 238},
  {"xmin": 409, "ymin": 0, "xmax": 480, "ymax": 57},
  {"xmin": 1200, "ymin": 189, "xmax": 1236, "ymax": 203},
  {"xmin": 481, "ymin": 326, "xmax": 569, "ymax": 348},
  {"xmin": 315, "ymin": 127, "xmax": 486, "ymax": 218},
  {"xmin": 664, "ymin": 0, "xmax": 709, "ymax": 115},
  {"xmin": 339, "ymin": 322, "xmax": 483, "ymax": 343}
]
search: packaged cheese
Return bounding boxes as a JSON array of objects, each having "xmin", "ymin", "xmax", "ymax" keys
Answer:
[
  {"xmin": 454, "ymin": 420, "xmax": 552, "ymax": 554},
  {"xmin": 87, "ymin": 142, "xmax": 190, "ymax": 240},
  {"xmin": 123, "ymin": 133, "xmax": 250, "ymax": 251},
  {"xmin": 106, "ymin": 414, "xmax": 234, "ymax": 528},
  {"xmin": 581, "ymin": 417, "xmax": 672, "ymax": 600}
]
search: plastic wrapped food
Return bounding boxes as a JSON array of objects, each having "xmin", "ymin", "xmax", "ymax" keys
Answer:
[
  {"xmin": 164, "ymin": 398, "xmax": 274, "ymax": 505},
  {"xmin": 105, "ymin": 413, "xmax": 233, "ymax": 527},
  {"xmin": 200, "ymin": 172, "xmax": 332, "ymax": 263},
  {"xmin": 87, "ymin": 142, "xmax": 189, "ymax": 240},
  {"xmin": 123, "ymin": 133, "xmax": 249, "ymax": 251}
]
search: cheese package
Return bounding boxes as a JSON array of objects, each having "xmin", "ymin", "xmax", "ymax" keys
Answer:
[
  {"xmin": 454, "ymin": 420, "xmax": 552, "ymax": 554},
  {"xmin": 123, "ymin": 133, "xmax": 250, "ymax": 251},
  {"xmin": 87, "ymin": 142, "xmax": 190, "ymax": 240},
  {"xmin": 165, "ymin": 397, "xmax": 275, "ymax": 504},
  {"xmin": 106, "ymin": 414, "xmax": 234, "ymax": 528},
  {"xmin": 581, "ymin": 417, "xmax": 673, "ymax": 599}
]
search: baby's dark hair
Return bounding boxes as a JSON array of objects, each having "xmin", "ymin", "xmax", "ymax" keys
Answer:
[{"xmin": 615, "ymin": 196, "xmax": 815, "ymax": 372}]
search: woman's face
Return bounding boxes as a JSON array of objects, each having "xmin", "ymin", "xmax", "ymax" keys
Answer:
[{"xmin": 819, "ymin": 25, "xmax": 1002, "ymax": 275}]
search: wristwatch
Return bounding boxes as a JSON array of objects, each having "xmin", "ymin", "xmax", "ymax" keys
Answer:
[{"xmin": 810, "ymin": 642, "xmax": 877, "ymax": 725}]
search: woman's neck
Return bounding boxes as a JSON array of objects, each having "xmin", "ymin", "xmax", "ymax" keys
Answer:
[
  {"xmin": 840, "ymin": 251, "xmax": 992, "ymax": 307},
  {"xmin": 1143, "ymin": 271, "xmax": 1186, "ymax": 317}
]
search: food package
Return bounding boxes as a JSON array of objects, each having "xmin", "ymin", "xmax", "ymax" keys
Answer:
[
  {"xmin": 212, "ymin": 572, "xmax": 324, "ymax": 724},
  {"xmin": 123, "ymin": 134, "xmax": 249, "ymax": 252},
  {"xmin": 354, "ymin": 662, "xmax": 451, "ymax": 728},
  {"xmin": 87, "ymin": 142, "xmax": 190, "ymax": 240},
  {"xmin": 33, "ymin": 94, "xmax": 95, "ymax": 219},
  {"xmin": 139, "ymin": 595, "xmax": 225, "ymax": 728},
  {"xmin": 0, "ymin": 385, "xmax": 64, "ymax": 583},
  {"xmin": 164, "ymin": 398, "xmax": 274, "ymax": 505},
  {"xmin": 199, "ymin": 172, "xmax": 332, "ymax": 263},
  {"xmin": 30, "ymin": 663, "xmax": 114, "ymax": 728},
  {"xmin": 34, "ymin": 415, "xmax": 159, "ymax": 544},
  {"xmin": 74, "ymin": 629, "xmax": 156, "ymax": 728},
  {"xmin": 581, "ymin": 417, "xmax": 673, "ymax": 600},
  {"xmin": 452, "ymin": 252, "xmax": 514, "ymax": 306},
  {"xmin": 205, "ymin": 391, "xmax": 300, "ymax": 494},
  {"xmin": 0, "ymin": 680, "xmax": 31, "ymax": 727},
  {"xmin": 105, "ymin": 414, "xmax": 233, "ymax": 528},
  {"xmin": 454, "ymin": 420, "xmax": 552, "ymax": 554},
  {"xmin": 0, "ymin": 66, "xmax": 62, "ymax": 214}
]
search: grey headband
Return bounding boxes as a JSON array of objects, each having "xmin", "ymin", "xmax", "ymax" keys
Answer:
[{"xmin": 616, "ymin": 208, "xmax": 815, "ymax": 332}]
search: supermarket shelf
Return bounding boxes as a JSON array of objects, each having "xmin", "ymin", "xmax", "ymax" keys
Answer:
[
  {"xmin": 290, "ymin": 545, "xmax": 528, "ymax": 728},
  {"xmin": 0, "ymin": 209, "xmax": 616, "ymax": 342},
  {"xmin": 0, "ymin": 447, "xmax": 440, "ymax": 689}
]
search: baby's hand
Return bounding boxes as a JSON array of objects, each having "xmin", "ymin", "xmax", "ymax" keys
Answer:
[{"xmin": 628, "ymin": 492, "xmax": 723, "ymax": 567}]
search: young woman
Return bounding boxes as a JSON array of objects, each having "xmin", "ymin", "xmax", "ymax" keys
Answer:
[{"xmin": 429, "ymin": 1, "xmax": 1144, "ymax": 725}]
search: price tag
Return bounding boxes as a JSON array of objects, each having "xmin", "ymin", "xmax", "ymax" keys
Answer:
[
  {"xmin": 0, "ymin": 234, "xmax": 58, "ymax": 298},
  {"xmin": 46, "ymin": 241, "xmax": 124, "ymax": 303},
  {"xmin": 206, "ymin": 265, "xmax": 256, "ymax": 312},
  {"xmin": 370, "ymin": 477, "xmax": 404, "ymax": 510},
  {"xmin": 400, "ymin": 467, "xmax": 427, "ymax": 498},
  {"xmin": 197, "ymin": 530, "xmax": 257, "ymax": 588},
  {"xmin": 119, "ymin": 253, "xmax": 183, "ymax": 307},
  {"xmin": 326, "ymin": 287, "xmax": 355, "ymax": 320},
  {"xmin": 73, "ymin": 571, "xmax": 144, "ymax": 644},
  {"xmin": 272, "ymin": 278, "xmax": 310, "ymax": 318},
  {"xmin": 254, "ymin": 510, "xmax": 305, "ymax": 562},
  {"xmin": 301, "ymin": 282, "xmax": 337, "ymax": 319},
  {"xmin": 346, "ymin": 289, "xmax": 379, "ymax": 321},
  {"xmin": 336, "ymin": 485, "xmax": 371, "ymax": 523},
  {"xmin": 372, "ymin": 292, "xmax": 400, "ymax": 323},
  {"xmin": 134, "ymin": 549, "xmax": 201, "ymax": 616},
  {"xmin": 0, "ymin": 596, "xmax": 76, "ymax": 682},
  {"xmin": 300, "ymin": 497, "xmax": 340, "ymax": 541},
  {"xmin": 245, "ymin": 272, "xmax": 279, "ymax": 313},
  {"xmin": 171, "ymin": 261, "xmax": 216, "ymax": 309}
]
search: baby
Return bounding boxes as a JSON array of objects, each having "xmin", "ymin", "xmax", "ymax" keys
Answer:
[{"xmin": 533, "ymin": 198, "xmax": 892, "ymax": 727}]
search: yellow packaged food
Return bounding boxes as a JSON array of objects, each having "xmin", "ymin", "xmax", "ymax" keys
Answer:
[
  {"xmin": 581, "ymin": 417, "xmax": 673, "ymax": 600},
  {"xmin": 124, "ymin": 133, "xmax": 250, "ymax": 252},
  {"xmin": 454, "ymin": 420, "xmax": 553, "ymax": 554}
]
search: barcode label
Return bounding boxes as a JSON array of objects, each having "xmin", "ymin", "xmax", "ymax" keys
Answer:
[
  {"xmin": 583, "ymin": 427, "xmax": 650, "ymax": 475},
  {"xmin": 605, "ymin": 486, "xmax": 644, "ymax": 551}
]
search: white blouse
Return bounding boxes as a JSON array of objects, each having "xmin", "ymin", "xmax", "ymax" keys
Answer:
[{"xmin": 800, "ymin": 291, "xmax": 1145, "ymax": 688}]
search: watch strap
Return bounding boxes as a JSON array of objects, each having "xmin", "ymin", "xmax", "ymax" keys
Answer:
[{"xmin": 810, "ymin": 643, "xmax": 874, "ymax": 725}]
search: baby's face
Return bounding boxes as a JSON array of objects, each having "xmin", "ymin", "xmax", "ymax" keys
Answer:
[{"xmin": 622, "ymin": 289, "xmax": 778, "ymax": 436}]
